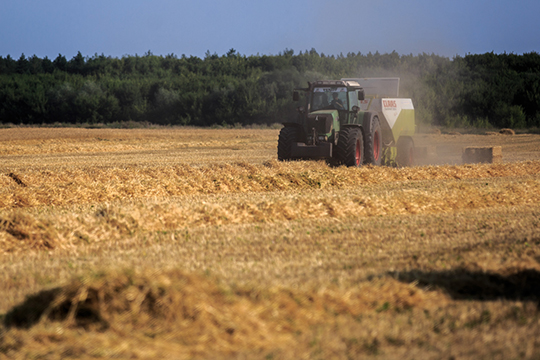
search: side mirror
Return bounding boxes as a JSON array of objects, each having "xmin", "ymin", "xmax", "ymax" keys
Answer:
[
  {"xmin": 293, "ymin": 91, "xmax": 300, "ymax": 101},
  {"xmin": 357, "ymin": 89, "xmax": 365, "ymax": 101}
]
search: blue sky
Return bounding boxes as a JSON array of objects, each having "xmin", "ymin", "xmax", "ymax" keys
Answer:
[{"xmin": 1, "ymin": 0, "xmax": 539, "ymax": 60}]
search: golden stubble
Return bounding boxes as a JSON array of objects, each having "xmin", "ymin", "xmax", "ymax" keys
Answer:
[{"xmin": 1, "ymin": 128, "xmax": 540, "ymax": 359}]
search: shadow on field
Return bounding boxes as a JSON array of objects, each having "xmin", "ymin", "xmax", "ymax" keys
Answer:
[
  {"xmin": 390, "ymin": 268, "xmax": 540, "ymax": 304},
  {"xmin": 3, "ymin": 286, "xmax": 107, "ymax": 330}
]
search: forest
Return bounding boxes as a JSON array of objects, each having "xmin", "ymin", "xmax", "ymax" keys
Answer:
[{"xmin": 0, "ymin": 49, "xmax": 539, "ymax": 128}]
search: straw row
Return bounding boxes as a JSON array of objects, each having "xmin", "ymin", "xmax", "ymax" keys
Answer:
[
  {"xmin": 1, "ymin": 175, "xmax": 538, "ymax": 252},
  {"xmin": 1, "ymin": 160, "xmax": 540, "ymax": 209}
]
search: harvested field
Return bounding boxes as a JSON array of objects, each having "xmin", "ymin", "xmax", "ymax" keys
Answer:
[{"xmin": 1, "ymin": 128, "xmax": 540, "ymax": 359}]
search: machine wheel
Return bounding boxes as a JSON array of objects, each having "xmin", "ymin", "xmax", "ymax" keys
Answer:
[
  {"xmin": 337, "ymin": 127, "xmax": 364, "ymax": 167},
  {"xmin": 397, "ymin": 137, "xmax": 414, "ymax": 167},
  {"xmin": 364, "ymin": 116, "xmax": 382, "ymax": 166},
  {"xmin": 277, "ymin": 126, "xmax": 299, "ymax": 161}
]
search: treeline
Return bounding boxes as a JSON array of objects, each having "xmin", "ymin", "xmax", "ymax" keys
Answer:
[{"xmin": 0, "ymin": 49, "xmax": 539, "ymax": 128}]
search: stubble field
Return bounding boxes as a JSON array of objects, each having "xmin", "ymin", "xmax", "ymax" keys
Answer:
[{"xmin": 1, "ymin": 127, "xmax": 540, "ymax": 359}]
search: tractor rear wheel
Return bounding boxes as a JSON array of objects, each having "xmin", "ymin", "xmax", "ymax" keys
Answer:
[
  {"xmin": 397, "ymin": 136, "xmax": 414, "ymax": 167},
  {"xmin": 277, "ymin": 126, "xmax": 299, "ymax": 161},
  {"xmin": 364, "ymin": 116, "xmax": 382, "ymax": 166},
  {"xmin": 337, "ymin": 127, "xmax": 364, "ymax": 167}
]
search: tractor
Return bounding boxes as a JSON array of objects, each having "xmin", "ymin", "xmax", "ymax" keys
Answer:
[{"xmin": 277, "ymin": 77, "xmax": 415, "ymax": 167}]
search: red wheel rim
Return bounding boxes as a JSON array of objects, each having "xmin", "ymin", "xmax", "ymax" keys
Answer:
[
  {"xmin": 373, "ymin": 130, "xmax": 380, "ymax": 161},
  {"xmin": 355, "ymin": 139, "xmax": 361, "ymax": 166}
]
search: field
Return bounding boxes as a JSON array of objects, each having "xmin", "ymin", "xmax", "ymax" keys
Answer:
[{"xmin": 1, "ymin": 127, "xmax": 540, "ymax": 359}]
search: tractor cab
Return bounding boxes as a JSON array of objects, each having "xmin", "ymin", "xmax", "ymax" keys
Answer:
[
  {"xmin": 294, "ymin": 80, "xmax": 365, "ymax": 113},
  {"xmin": 292, "ymin": 81, "xmax": 365, "ymax": 146}
]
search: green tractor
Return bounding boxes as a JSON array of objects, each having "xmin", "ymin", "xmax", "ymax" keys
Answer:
[{"xmin": 278, "ymin": 78, "xmax": 415, "ymax": 167}]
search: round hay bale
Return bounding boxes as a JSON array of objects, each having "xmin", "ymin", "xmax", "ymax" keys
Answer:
[{"xmin": 499, "ymin": 128, "xmax": 515, "ymax": 135}]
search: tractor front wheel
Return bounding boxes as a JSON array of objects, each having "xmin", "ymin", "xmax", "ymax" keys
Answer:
[
  {"xmin": 337, "ymin": 127, "xmax": 364, "ymax": 167},
  {"xmin": 277, "ymin": 126, "xmax": 299, "ymax": 161}
]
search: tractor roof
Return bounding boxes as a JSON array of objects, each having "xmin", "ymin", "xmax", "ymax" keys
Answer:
[{"xmin": 312, "ymin": 80, "xmax": 362, "ymax": 89}]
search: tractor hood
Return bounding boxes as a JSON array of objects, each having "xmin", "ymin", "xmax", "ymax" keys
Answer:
[
  {"xmin": 310, "ymin": 109, "xmax": 339, "ymax": 118},
  {"xmin": 306, "ymin": 110, "xmax": 338, "ymax": 135}
]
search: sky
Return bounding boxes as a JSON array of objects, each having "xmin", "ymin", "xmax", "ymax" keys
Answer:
[{"xmin": 1, "ymin": 0, "xmax": 539, "ymax": 60}]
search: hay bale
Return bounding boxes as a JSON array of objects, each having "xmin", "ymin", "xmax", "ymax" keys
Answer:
[
  {"xmin": 500, "ymin": 128, "xmax": 515, "ymax": 135},
  {"xmin": 462, "ymin": 146, "xmax": 502, "ymax": 164},
  {"xmin": 428, "ymin": 128, "xmax": 441, "ymax": 135}
]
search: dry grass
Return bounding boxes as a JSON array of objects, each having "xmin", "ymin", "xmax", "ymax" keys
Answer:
[
  {"xmin": 1, "ymin": 174, "xmax": 539, "ymax": 254},
  {"xmin": 2, "ymin": 267, "xmax": 448, "ymax": 359},
  {"xmin": 1, "ymin": 206, "xmax": 539, "ymax": 359},
  {"xmin": 2, "ymin": 159, "xmax": 540, "ymax": 208},
  {"xmin": 1, "ymin": 128, "xmax": 540, "ymax": 359}
]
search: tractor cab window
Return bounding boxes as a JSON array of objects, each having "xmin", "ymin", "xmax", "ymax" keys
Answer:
[
  {"xmin": 311, "ymin": 87, "xmax": 348, "ymax": 111},
  {"xmin": 348, "ymin": 91, "xmax": 359, "ymax": 109}
]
